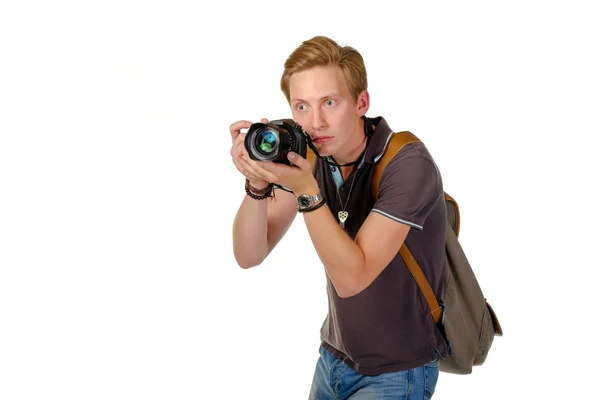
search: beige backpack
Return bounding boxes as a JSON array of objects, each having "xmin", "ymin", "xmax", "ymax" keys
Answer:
[{"xmin": 372, "ymin": 131, "xmax": 504, "ymax": 374}]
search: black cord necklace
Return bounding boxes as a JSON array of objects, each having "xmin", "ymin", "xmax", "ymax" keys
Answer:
[{"xmin": 333, "ymin": 118, "xmax": 373, "ymax": 228}]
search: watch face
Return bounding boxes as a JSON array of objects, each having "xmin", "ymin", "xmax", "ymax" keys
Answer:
[{"xmin": 299, "ymin": 196, "xmax": 310, "ymax": 207}]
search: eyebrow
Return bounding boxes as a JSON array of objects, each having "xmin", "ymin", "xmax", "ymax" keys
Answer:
[{"xmin": 291, "ymin": 93, "xmax": 341, "ymax": 103}]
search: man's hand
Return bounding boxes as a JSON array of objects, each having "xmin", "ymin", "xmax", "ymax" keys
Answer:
[
  {"xmin": 230, "ymin": 118, "xmax": 318, "ymax": 195},
  {"xmin": 229, "ymin": 118, "xmax": 271, "ymax": 189},
  {"xmin": 253, "ymin": 151, "xmax": 319, "ymax": 195}
]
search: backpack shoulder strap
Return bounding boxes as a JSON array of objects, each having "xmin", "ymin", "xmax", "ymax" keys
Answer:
[
  {"xmin": 371, "ymin": 131, "xmax": 443, "ymax": 324},
  {"xmin": 371, "ymin": 131, "xmax": 422, "ymax": 200},
  {"xmin": 306, "ymin": 146, "xmax": 317, "ymax": 171},
  {"xmin": 444, "ymin": 192, "xmax": 461, "ymax": 238},
  {"xmin": 400, "ymin": 245, "xmax": 444, "ymax": 323}
]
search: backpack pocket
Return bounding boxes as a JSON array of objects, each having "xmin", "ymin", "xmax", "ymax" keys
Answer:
[{"xmin": 473, "ymin": 300, "xmax": 501, "ymax": 366}]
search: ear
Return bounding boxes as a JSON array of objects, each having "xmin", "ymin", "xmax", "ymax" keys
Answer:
[{"xmin": 355, "ymin": 89, "xmax": 370, "ymax": 117}]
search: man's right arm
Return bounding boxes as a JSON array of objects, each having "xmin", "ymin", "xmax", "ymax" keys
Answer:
[
  {"xmin": 232, "ymin": 187, "xmax": 298, "ymax": 268},
  {"xmin": 229, "ymin": 118, "xmax": 299, "ymax": 268}
]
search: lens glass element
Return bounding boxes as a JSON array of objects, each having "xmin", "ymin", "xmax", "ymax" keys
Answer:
[{"xmin": 256, "ymin": 129, "xmax": 278, "ymax": 155}]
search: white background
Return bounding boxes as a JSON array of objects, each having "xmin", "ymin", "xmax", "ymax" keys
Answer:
[{"xmin": 1, "ymin": 1, "xmax": 598, "ymax": 399}]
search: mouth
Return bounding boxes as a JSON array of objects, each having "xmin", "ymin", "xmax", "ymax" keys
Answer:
[{"xmin": 312, "ymin": 136, "xmax": 333, "ymax": 145}]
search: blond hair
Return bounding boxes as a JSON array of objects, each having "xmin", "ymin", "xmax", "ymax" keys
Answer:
[{"xmin": 280, "ymin": 36, "xmax": 368, "ymax": 104}]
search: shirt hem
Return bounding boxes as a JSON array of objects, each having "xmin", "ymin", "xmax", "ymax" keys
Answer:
[
  {"xmin": 371, "ymin": 208, "xmax": 424, "ymax": 230},
  {"xmin": 320, "ymin": 341, "xmax": 438, "ymax": 376}
]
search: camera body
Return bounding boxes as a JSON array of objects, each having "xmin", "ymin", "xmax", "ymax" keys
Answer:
[{"xmin": 243, "ymin": 119, "xmax": 309, "ymax": 166}]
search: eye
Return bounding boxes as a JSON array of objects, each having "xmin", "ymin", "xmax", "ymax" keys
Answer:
[
  {"xmin": 325, "ymin": 99, "xmax": 336, "ymax": 107},
  {"xmin": 297, "ymin": 103, "xmax": 307, "ymax": 111}
]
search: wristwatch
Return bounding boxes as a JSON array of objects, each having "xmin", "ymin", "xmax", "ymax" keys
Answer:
[{"xmin": 296, "ymin": 192, "xmax": 325, "ymax": 212}]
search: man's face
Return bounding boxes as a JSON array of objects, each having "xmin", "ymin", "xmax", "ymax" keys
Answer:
[{"xmin": 289, "ymin": 65, "xmax": 365, "ymax": 157}]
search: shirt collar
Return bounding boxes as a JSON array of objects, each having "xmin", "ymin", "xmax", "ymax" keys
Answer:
[{"xmin": 363, "ymin": 116, "xmax": 394, "ymax": 165}]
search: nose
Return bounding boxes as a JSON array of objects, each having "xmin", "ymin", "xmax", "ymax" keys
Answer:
[{"xmin": 311, "ymin": 109, "xmax": 326, "ymax": 132}]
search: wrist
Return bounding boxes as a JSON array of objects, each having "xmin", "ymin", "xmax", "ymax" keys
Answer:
[
  {"xmin": 298, "ymin": 196, "xmax": 326, "ymax": 213},
  {"xmin": 245, "ymin": 179, "xmax": 274, "ymax": 201},
  {"xmin": 296, "ymin": 191, "xmax": 325, "ymax": 213},
  {"xmin": 247, "ymin": 179, "xmax": 270, "ymax": 191}
]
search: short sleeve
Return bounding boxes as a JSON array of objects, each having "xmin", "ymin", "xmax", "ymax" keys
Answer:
[{"xmin": 372, "ymin": 145, "xmax": 442, "ymax": 230}]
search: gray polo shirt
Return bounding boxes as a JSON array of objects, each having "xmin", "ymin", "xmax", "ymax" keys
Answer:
[{"xmin": 313, "ymin": 116, "xmax": 449, "ymax": 375}]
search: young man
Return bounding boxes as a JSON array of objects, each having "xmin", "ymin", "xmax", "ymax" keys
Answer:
[{"xmin": 230, "ymin": 36, "xmax": 448, "ymax": 399}]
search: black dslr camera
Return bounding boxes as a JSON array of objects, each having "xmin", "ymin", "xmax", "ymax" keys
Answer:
[{"xmin": 243, "ymin": 119, "xmax": 311, "ymax": 166}]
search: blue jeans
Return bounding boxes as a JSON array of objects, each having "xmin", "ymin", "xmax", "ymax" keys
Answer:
[{"xmin": 308, "ymin": 346, "xmax": 439, "ymax": 400}]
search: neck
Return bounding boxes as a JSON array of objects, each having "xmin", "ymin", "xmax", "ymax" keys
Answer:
[{"xmin": 331, "ymin": 121, "xmax": 369, "ymax": 166}]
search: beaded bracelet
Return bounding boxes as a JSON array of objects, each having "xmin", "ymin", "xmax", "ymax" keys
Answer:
[
  {"xmin": 245, "ymin": 179, "xmax": 274, "ymax": 200},
  {"xmin": 245, "ymin": 179, "xmax": 272, "ymax": 194}
]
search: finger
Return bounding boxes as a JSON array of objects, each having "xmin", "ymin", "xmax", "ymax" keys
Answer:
[
  {"xmin": 229, "ymin": 120, "xmax": 253, "ymax": 140},
  {"xmin": 286, "ymin": 152, "xmax": 310, "ymax": 171},
  {"xmin": 231, "ymin": 137, "xmax": 247, "ymax": 158},
  {"xmin": 233, "ymin": 128, "xmax": 256, "ymax": 160},
  {"xmin": 233, "ymin": 158, "xmax": 248, "ymax": 177},
  {"xmin": 243, "ymin": 156, "xmax": 279, "ymax": 183},
  {"xmin": 238, "ymin": 141, "xmax": 281, "ymax": 181},
  {"xmin": 234, "ymin": 131, "xmax": 247, "ymax": 148},
  {"xmin": 235, "ymin": 159, "xmax": 263, "ymax": 183},
  {"xmin": 239, "ymin": 141, "xmax": 252, "ymax": 160},
  {"xmin": 233, "ymin": 118, "xmax": 268, "ymax": 153},
  {"xmin": 236, "ymin": 153, "xmax": 269, "ymax": 181},
  {"xmin": 258, "ymin": 159, "xmax": 288, "ymax": 175},
  {"xmin": 231, "ymin": 142, "xmax": 242, "ymax": 158},
  {"xmin": 232, "ymin": 156, "xmax": 246, "ymax": 173}
]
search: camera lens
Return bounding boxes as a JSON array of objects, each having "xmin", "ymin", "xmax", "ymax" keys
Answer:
[
  {"xmin": 244, "ymin": 120, "xmax": 303, "ymax": 164},
  {"xmin": 255, "ymin": 128, "xmax": 279, "ymax": 156}
]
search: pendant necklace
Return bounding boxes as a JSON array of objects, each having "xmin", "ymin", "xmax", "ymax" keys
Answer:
[
  {"xmin": 336, "ymin": 167, "xmax": 360, "ymax": 229},
  {"xmin": 333, "ymin": 128, "xmax": 371, "ymax": 229}
]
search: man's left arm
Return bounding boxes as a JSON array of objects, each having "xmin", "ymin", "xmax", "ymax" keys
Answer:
[
  {"xmin": 300, "ymin": 152, "xmax": 441, "ymax": 298},
  {"xmin": 301, "ymin": 205, "xmax": 410, "ymax": 298}
]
